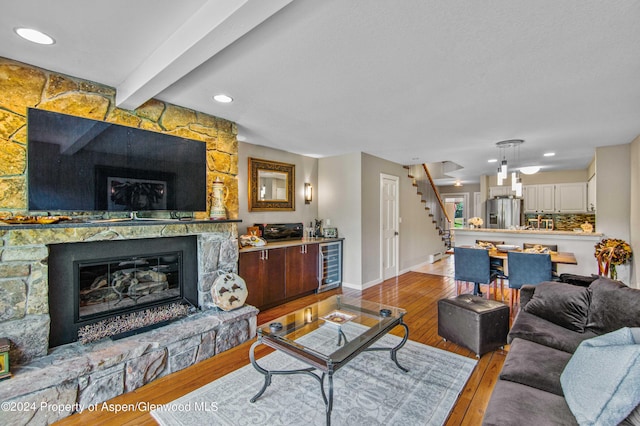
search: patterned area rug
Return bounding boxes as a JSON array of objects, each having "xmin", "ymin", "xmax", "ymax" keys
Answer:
[{"xmin": 151, "ymin": 324, "xmax": 476, "ymax": 426}]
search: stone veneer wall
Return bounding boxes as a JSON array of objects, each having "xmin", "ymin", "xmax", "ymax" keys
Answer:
[
  {"xmin": 0, "ymin": 221, "xmax": 258, "ymax": 425},
  {"xmin": 0, "ymin": 56, "xmax": 239, "ymax": 217}
]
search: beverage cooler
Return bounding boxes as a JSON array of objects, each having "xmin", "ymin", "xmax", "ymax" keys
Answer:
[{"xmin": 318, "ymin": 241, "xmax": 342, "ymax": 292}]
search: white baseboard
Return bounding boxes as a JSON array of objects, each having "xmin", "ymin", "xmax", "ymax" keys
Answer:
[
  {"xmin": 342, "ymin": 277, "xmax": 383, "ymax": 292},
  {"xmin": 341, "ymin": 281, "xmax": 362, "ymax": 291},
  {"xmin": 361, "ymin": 278, "xmax": 383, "ymax": 290}
]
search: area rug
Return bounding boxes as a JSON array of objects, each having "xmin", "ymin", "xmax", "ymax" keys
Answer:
[{"xmin": 151, "ymin": 323, "xmax": 477, "ymax": 426}]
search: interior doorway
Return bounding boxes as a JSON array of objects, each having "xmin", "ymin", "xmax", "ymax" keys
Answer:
[
  {"xmin": 442, "ymin": 193, "xmax": 469, "ymax": 228},
  {"xmin": 380, "ymin": 174, "xmax": 399, "ymax": 280}
]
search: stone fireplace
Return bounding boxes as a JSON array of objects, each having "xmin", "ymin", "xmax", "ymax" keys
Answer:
[
  {"xmin": 0, "ymin": 220, "xmax": 257, "ymax": 425},
  {"xmin": 48, "ymin": 235, "xmax": 200, "ymax": 347}
]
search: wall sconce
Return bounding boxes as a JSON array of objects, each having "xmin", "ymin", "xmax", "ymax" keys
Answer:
[
  {"xmin": 304, "ymin": 307, "xmax": 313, "ymax": 324},
  {"xmin": 304, "ymin": 183, "xmax": 313, "ymax": 204}
]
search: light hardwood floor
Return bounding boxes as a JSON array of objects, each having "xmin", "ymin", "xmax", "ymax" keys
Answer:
[{"xmin": 54, "ymin": 269, "xmax": 511, "ymax": 426}]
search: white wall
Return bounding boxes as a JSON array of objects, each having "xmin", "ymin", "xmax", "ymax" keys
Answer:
[
  {"xmin": 318, "ymin": 153, "xmax": 362, "ymax": 288},
  {"xmin": 595, "ymin": 144, "xmax": 631, "ymax": 240},
  {"xmin": 629, "ymin": 136, "xmax": 640, "ymax": 287},
  {"xmin": 361, "ymin": 153, "xmax": 446, "ymax": 286},
  {"xmin": 320, "ymin": 152, "xmax": 446, "ymax": 290},
  {"xmin": 486, "ymin": 169, "xmax": 589, "ymax": 186},
  {"xmin": 596, "ymin": 143, "xmax": 632, "ymax": 284},
  {"xmin": 237, "ymin": 142, "xmax": 318, "ymax": 234}
]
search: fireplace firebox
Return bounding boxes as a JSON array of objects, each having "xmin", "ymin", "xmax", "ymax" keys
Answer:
[{"xmin": 48, "ymin": 236, "xmax": 198, "ymax": 348}]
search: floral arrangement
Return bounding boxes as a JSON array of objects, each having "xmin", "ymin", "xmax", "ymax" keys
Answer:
[
  {"xmin": 594, "ymin": 238, "xmax": 632, "ymax": 279},
  {"xmin": 469, "ymin": 217, "xmax": 483, "ymax": 227}
]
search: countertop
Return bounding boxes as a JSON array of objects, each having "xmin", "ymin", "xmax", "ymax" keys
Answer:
[
  {"xmin": 453, "ymin": 228, "xmax": 603, "ymax": 237},
  {"xmin": 239, "ymin": 237, "xmax": 343, "ymax": 253}
]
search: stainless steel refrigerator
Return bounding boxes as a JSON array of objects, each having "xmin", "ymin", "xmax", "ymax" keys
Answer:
[{"xmin": 486, "ymin": 198, "xmax": 523, "ymax": 229}]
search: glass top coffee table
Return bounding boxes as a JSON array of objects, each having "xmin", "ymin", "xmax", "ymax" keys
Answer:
[{"xmin": 249, "ymin": 295, "xmax": 409, "ymax": 425}]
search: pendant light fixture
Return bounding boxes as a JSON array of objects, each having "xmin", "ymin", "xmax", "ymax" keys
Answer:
[{"xmin": 495, "ymin": 139, "xmax": 524, "ymax": 188}]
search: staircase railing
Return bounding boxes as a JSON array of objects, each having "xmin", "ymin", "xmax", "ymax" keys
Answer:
[{"xmin": 406, "ymin": 163, "xmax": 452, "ymax": 239}]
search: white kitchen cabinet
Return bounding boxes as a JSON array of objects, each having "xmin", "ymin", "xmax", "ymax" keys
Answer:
[
  {"xmin": 587, "ymin": 175, "xmax": 596, "ymax": 212},
  {"xmin": 489, "ymin": 186, "xmax": 512, "ymax": 198},
  {"xmin": 538, "ymin": 184, "xmax": 556, "ymax": 212},
  {"xmin": 523, "ymin": 184, "xmax": 555, "ymax": 213},
  {"xmin": 523, "ymin": 185, "xmax": 538, "ymax": 212},
  {"xmin": 554, "ymin": 183, "xmax": 587, "ymax": 213}
]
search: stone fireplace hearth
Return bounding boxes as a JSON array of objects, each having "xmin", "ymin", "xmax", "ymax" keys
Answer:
[{"xmin": 0, "ymin": 220, "xmax": 258, "ymax": 425}]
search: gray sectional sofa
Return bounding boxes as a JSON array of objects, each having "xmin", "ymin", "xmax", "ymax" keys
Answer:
[{"xmin": 483, "ymin": 276, "xmax": 640, "ymax": 426}]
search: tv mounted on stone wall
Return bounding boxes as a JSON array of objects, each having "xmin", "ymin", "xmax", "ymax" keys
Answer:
[{"xmin": 27, "ymin": 108, "xmax": 207, "ymax": 213}]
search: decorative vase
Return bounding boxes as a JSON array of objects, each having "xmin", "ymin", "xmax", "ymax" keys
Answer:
[
  {"xmin": 209, "ymin": 178, "xmax": 228, "ymax": 220},
  {"xmin": 610, "ymin": 264, "xmax": 617, "ymax": 280},
  {"xmin": 580, "ymin": 221, "xmax": 593, "ymax": 233}
]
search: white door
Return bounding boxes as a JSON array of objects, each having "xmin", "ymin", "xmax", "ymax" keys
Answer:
[
  {"xmin": 381, "ymin": 174, "xmax": 399, "ymax": 280},
  {"xmin": 474, "ymin": 192, "xmax": 482, "ymax": 218}
]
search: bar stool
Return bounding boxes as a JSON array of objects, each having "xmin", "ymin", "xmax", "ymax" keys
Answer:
[
  {"xmin": 507, "ymin": 251, "xmax": 553, "ymax": 309},
  {"xmin": 454, "ymin": 247, "xmax": 500, "ymax": 299},
  {"xmin": 476, "ymin": 240, "xmax": 508, "ymax": 299},
  {"xmin": 523, "ymin": 243, "xmax": 559, "ymax": 278}
]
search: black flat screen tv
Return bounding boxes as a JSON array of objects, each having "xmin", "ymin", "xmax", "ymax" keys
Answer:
[{"xmin": 27, "ymin": 109, "xmax": 207, "ymax": 213}]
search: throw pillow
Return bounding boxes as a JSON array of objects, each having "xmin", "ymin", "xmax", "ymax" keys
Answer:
[
  {"xmin": 587, "ymin": 277, "xmax": 640, "ymax": 334},
  {"xmin": 561, "ymin": 327, "xmax": 640, "ymax": 426},
  {"xmin": 620, "ymin": 404, "xmax": 640, "ymax": 426},
  {"xmin": 523, "ymin": 281, "xmax": 591, "ymax": 332}
]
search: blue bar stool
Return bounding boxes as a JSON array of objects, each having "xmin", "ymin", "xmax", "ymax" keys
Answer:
[
  {"xmin": 454, "ymin": 247, "xmax": 499, "ymax": 299},
  {"xmin": 507, "ymin": 251, "xmax": 553, "ymax": 309}
]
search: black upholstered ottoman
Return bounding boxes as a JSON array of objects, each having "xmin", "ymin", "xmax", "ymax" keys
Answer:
[{"xmin": 438, "ymin": 294, "xmax": 509, "ymax": 357}]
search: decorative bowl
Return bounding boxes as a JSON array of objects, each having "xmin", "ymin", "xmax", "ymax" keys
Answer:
[{"xmin": 495, "ymin": 244, "xmax": 519, "ymax": 252}]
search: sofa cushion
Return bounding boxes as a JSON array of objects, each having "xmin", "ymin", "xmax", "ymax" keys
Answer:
[
  {"xmin": 561, "ymin": 327, "xmax": 640, "ymax": 426},
  {"xmin": 482, "ymin": 380, "xmax": 578, "ymax": 426},
  {"xmin": 587, "ymin": 277, "xmax": 640, "ymax": 334},
  {"xmin": 508, "ymin": 310, "xmax": 598, "ymax": 353},
  {"xmin": 500, "ymin": 338, "xmax": 571, "ymax": 396},
  {"xmin": 523, "ymin": 282, "xmax": 591, "ymax": 332}
]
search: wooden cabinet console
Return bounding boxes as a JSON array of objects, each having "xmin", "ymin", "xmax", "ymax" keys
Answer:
[
  {"xmin": 238, "ymin": 239, "xmax": 340, "ymax": 310},
  {"xmin": 240, "ymin": 248, "xmax": 285, "ymax": 309},
  {"xmin": 285, "ymin": 244, "xmax": 319, "ymax": 298}
]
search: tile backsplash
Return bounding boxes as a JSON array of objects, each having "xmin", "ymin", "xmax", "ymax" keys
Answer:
[{"xmin": 524, "ymin": 213, "xmax": 596, "ymax": 231}]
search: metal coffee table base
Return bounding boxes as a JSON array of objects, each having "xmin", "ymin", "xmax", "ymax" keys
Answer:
[{"xmin": 249, "ymin": 322, "xmax": 409, "ymax": 426}]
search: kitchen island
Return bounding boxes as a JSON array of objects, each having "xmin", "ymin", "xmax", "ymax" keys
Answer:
[{"xmin": 453, "ymin": 228, "xmax": 603, "ymax": 275}]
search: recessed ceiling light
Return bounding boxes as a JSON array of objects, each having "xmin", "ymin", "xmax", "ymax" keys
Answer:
[
  {"xmin": 213, "ymin": 94, "xmax": 233, "ymax": 103},
  {"xmin": 15, "ymin": 27, "xmax": 55, "ymax": 45},
  {"xmin": 487, "ymin": 158, "xmax": 498, "ymax": 163},
  {"xmin": 543, "ymin": 152, "xmax": 555, "ymax": 157}
]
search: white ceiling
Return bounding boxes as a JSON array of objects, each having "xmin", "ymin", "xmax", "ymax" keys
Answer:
[{"xmin": 3, "ymin": 0, "xmax": 640, "ymax": 184}]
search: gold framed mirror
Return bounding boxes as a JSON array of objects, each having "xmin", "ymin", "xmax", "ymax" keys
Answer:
[{"xmin": 248, "ymin": 157, "xmax": 295, "ymax": 211}]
